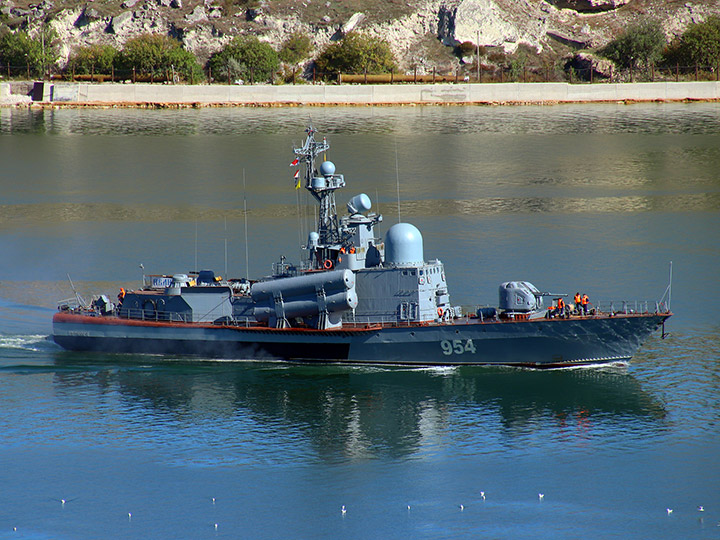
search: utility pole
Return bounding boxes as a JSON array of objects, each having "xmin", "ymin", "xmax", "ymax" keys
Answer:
[{"xmin": 476, "ymin": 31, "xmax": 480, "ymax": 82}]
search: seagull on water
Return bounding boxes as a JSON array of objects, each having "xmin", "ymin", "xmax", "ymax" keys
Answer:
[
  {"xmin": 698, "ymin": 506, "xmax": 705, "ymax": 512},
  {"xmin": 538, "ymin": 493, "xmax": 544, "ymax": 501},
  {"xmin": 667, "ymin": 508, "xmax": 673, "ymax": 515},
  {"xmin": 480, "ymin": 491, "xmax": 486, "ymax": 500},
  {"xmin": 341, "ymin": 505, "xmax": 347, "ymax": 515},
  {"xmin": 459, "ymin": 504, "xmax": 464, "ymax": 511}
]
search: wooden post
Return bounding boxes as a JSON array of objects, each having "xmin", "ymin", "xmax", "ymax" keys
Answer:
[
  {"xmin": 523, "ymin": 66, "xmax": 526, "ymax": 83},
  {"xmin": 313, "ymin": 67, "xmax": 316, "ymax": 84},
  {"xmin": 111, "ymin": 65, "xmax": 114, "ymax": 83},
  {"xmin": 364, "ymin": 66, "xmax": 367, "ymax": 84},
  {"xmin": 133, "ymin": 66, "xmax": 136, "ymax": 83},
  {"xmin": 293, "ymin": 68, "xmax": 296, "ymax": 85},
  {"xmin": 590, "ymin": 66, "xmax": 593, "ymax": 84},
  {"xmin": 250, "ymin": 67, "xmax": 254, "ymax": 84},
  {"xmin": 227, "ymin": 62, "xmax": 231, "ymax": 85},
  {"xmin": 432, "ymin": 67, "xmax": 436, "ymax": 83},
  {"xmin": 208, "ymin": 66, "xmax": 212, "ymax": 83}
]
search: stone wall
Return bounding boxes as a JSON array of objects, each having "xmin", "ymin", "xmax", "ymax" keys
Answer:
[{"xmin": 5, "ymin": 81, "xmax": 717, "ymax": 107}]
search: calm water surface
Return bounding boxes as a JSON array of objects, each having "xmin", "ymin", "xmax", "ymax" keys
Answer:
[{"xmin": 0, "ymin": 104, "xmax": 719, "ymax": 539}]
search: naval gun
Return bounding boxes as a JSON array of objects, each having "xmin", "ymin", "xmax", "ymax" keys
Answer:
[{"xmin": 499, "ymin": 281, "xmax": 566, "ymax": 317}]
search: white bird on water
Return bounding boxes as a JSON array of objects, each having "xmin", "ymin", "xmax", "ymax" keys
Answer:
[
  {"xmin": 459, "ymin": 504, "xmax": 464, "ymax": 511},
  {"xmin": 480, "ymin": 491, "xmax": 486, "ymax": 501},
  {"xmin": 538, "ymin": 493, "xmax": 544, "ymax": 501},
  {"xmin": 341, "ymin": 505, "xmax": 347, "ymax": 515},
  {"xmin": 667, "ymin": 508, "xmax": 673, "ymax": 515},
  {"xmin": 698, "ymin": 506, "xmax": 705, "ymax": 512}
]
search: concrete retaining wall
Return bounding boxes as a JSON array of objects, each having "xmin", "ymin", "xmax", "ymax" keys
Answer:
[{"xmin": 3, "ymin": 80, "xmax": 720, "ymax": 106}]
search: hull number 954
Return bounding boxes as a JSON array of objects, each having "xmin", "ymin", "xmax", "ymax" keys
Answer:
[{"xmin": 440, "ymin": 339, "xmax": 476, "ymax": 355}]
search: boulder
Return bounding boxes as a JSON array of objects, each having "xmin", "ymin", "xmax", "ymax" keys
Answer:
[
  {"xmin": 186, "ymin": 5, "xmax": 206, "ymax": 23},
  {"xmin": 170, "ymin": 0, "xmax": 181, "ymax": 7},
  {"xmin": 440, "ymin": 0, "xmax": 544, "ymax": 54},
  {"xmin": 340, "ymin": 12, "xmax": 364, "ymax": 35},
  {"xmin": 108, "ymin": 10, "xmax": 133, "ymax": 33},
  {"xmin": 121, "ymin": 0, "xmax": 140, "ymax": 7}
]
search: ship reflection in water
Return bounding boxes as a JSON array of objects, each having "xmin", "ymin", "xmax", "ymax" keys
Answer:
[{"xmin": 50, "ymin": 353, "xmax": 666, "ymax": 464}]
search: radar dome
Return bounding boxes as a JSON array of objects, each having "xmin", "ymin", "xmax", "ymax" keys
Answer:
[
  {"xmin": 320, "ymin": 161, "xmax": 336, "ymax": 176},
  {"xmin": 385, "ymin": 223, "xmax": 424, "ymax": 266}
]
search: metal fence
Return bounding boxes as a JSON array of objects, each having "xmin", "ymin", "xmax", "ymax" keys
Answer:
[{"xmin": 3, "ymin": 62, "xmax": 720, "ymax": 86}]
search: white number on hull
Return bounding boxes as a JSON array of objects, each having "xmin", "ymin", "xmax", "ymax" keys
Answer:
[{"xmin": 440, "ymin": 339, "xmax": 476, "ymax": 355}]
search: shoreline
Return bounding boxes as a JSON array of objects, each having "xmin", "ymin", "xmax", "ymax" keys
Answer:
[{"xmin": 2, "ymin": 80, "xmax": 720, "ymax": 108}]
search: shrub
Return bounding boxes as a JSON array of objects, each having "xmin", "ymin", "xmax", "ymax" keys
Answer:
[
  {"xmin": 206, "ymin": 35, "xmax": 279, "ymax": 83},
  {"xmin": 665, "ymin": 15, "xmax": 720, "ymax": 67},
  {"xmin": 314, "ymin": 32, "xmax": 397, "ymax": 75},
  {"xmin": 279, "ymin": 32, "xmax": 312, "ymax": 65},
  {"xmin": 0, "ymin": 28, "xmax": 59, "ymax": 77},
  {"xmin": 118, "ymin": 33, "xmax": 202, "ymax": 82},
  {"xmin": 67, "ymin": 44, "xmax": 119, "ymax": 75},
  {"xmin": 600, "ymin": 20, "xmax": 666, "ymax": 70},
  {"xmin": 457, "ymin": 41, "xmax": 477, "ymax": 56}
]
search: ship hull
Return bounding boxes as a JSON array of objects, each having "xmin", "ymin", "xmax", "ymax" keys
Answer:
[{"xmin": 52, "ymin": 311, "xmax": 670, "ymax": 368}]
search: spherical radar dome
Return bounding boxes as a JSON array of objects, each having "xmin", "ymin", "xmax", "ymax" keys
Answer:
[
  {"xmin": 385, "ymin": 223, "xmax": 424, "ymax": 266},
  {"xmin": 320, "ymin": 161, "xmax": 336, "ymax": 176}
]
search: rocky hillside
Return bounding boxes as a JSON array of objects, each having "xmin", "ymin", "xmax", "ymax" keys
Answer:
[{"xmin": 2, "ymin": 0, "xmax": 719, "ymax": 73}]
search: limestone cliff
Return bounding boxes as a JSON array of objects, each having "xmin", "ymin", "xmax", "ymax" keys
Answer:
[{"xmin": 1, "ymin": 0, "xmax": 719, "ymax": 73}]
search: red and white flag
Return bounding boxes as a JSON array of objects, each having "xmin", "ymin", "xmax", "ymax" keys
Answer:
[
  {"xmin": 293, "ymin": 169, "xmax": 300, "ymax": 179},
  {"xmin": 290, "ymin": 158, "xmax": 299, "ymax": 166}
]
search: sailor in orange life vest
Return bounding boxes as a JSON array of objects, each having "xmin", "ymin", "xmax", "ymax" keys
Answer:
[
  {"xmin": 550, "ymin": 297, "xmax": 566, "ymax": 318},
  {"xmin": 582, "ymin": 293, "xmax": 590, "ymax": 315},
  {"xmin": 117, "ymin": 287, "xmax": 125, "ymax": 306},
  {"xmin": 574, "ymin": 292, "xmax": 582, "ymax": 313}
]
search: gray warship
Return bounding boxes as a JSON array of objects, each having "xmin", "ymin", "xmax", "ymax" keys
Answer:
[{"xmin": 53, "ymin": 127, "xmax": 671, "ymax": 367}]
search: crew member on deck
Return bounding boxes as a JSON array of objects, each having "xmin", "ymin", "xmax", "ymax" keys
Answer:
[
  {"xmin": 574, "ymin": 292, "xmax": 582, "ymax": 314},
  {"xmin": 582, "ymin": 293, "xmax": 590, "ymax": 315},
  {"xmin": 117, "ymin": 288, "xmax": 125, "ymax": 306}
]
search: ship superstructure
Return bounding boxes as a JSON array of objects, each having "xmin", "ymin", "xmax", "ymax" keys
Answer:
[{"xmin": 52, "ymin": 127, "xmax": 672, "ymax": 367}]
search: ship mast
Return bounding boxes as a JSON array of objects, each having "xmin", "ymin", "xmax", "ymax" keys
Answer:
[{"xmin": 293, "ymin": 126, "xmax": 346, "ymax": 266}]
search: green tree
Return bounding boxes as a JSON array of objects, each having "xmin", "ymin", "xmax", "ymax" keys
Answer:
[
  {"xmin": 314, "ymin": 32, "xmax": 397, "ymax": 75},
  {"xmin": 67, "ymin": 44, "xmax": 119, "ymax": 75},
  {"xmin": 118, "ymin": 34, "xmax": 202, "ymax": 82},
  {"xmin": 600, "ymin": 20, "xmax": 666, "ymax": 70},
  {"xmin": 206, "ymin": 36, "xmax": 279, "ymax": 83},
  {"xmin": 279, "ymin": 32, "xmax": 312, "ymax": 65},
  {"xmin": 665, "ymin": 15, "xmax": 720, "ymax": 67},
  {"xmin": 0, "ymin": 28, "xmax": 58, "ymax": 77}
]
